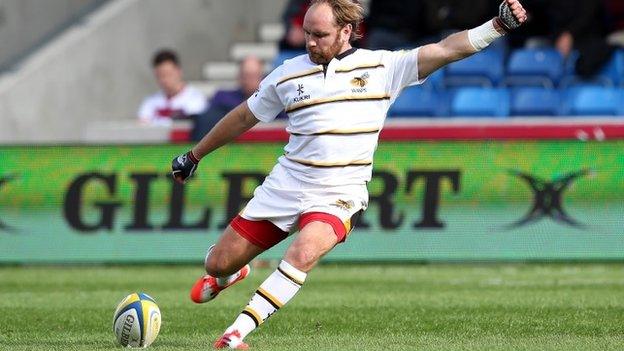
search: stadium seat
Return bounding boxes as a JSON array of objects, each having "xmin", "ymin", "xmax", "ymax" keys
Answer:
[
  {"xmin": 444, "ymin": 48, "xmax": 504, "ymax": 87},
  {"xmin": 505, "ymin": 48, "xmax": 564, "ymax": 88},
  {"xmin": 600, "ymin": 49, "xmax": 624, "ymax": 86},
  {"xmin": 561, "ymin": 49, "xmax": 624, "ymax": 87},
  {"xmin": 388, "ymin": 85, "xmax": 441, "ymax": 117},
  {"xmin": 421, "ymin": 68, "xmax": 445, "ymax": 91},
  {"xmin": 561, "ymin": 86, "xmax": 622, "ymax": 116},
  {"xmin": 272, "ymin": 50, "xmax": 306, "ymax": 68},
  {"xmin": 510, "ymin": 87, "xmax": 561, "ymax": 116},
  {"xmin": 450, "ymin": 87, "xmax": 510, "ymax": 117}
]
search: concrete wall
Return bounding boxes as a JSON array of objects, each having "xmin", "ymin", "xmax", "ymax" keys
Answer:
[
  {"xmin": 0, "ymin": 0, "xmax": 107, "ymax": 71},
  {"xmin": 0, "ymin": 0, "xmax": 287, "ymax": 143}
]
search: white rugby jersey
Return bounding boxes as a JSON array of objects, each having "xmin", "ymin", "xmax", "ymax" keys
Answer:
[
  {"xmin": 138, "ymin": 86, "xmax": 207, "ymax": 126},
  {"xmin": 247, "ymin": 47, "xmax": 423, "ymax": 185}
]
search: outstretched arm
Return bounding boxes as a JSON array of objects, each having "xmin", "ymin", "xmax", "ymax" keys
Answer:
[
  {"xmin": 172, "ymin": 101, "xmax": 259, "ymax": 183},
  {"xmin": 418, "ymin": 0, "xmax": 527, "ymax": 79}
]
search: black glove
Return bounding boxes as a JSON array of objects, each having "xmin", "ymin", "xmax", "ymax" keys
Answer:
[
  {"xmin": 497, "ymin": 0, "xmax": 522, "ymax": 32},
  {"xmin": 171, "ymin": 150, "xmax": 199, "ymax": 183}
]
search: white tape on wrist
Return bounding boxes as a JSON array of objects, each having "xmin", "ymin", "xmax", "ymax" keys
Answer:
[{"xmin": 468, "ymin": 19, "xmax": 504, "ymax": 51}]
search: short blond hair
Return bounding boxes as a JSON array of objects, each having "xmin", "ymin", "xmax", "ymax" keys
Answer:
[{"xmin": 310, "ymin": 0, "xmax": 364, "ymax": 42}]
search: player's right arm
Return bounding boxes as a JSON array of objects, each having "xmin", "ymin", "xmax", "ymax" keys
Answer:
[
  {"xmin": 171, "ymin": 102, "xmax": 259, "ymax": 184},
  {"xmin": 172, "ymin": 61, "xmax": 286, "ymax": 184}
]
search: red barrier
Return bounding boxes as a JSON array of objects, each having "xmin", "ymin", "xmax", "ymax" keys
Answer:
[{"xmin": 172, "ymin": 118, "xmax": 624, "ymax": 143}]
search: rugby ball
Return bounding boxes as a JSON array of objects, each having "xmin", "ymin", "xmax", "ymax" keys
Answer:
[{"xmin": 112, "ymin": 292, "xmax": 161, "ymax": 347}]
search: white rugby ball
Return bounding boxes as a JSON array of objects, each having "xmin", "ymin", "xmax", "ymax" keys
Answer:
[{"xmin": 112, "ymin": 292, "xmax": 161, "ymax": 348}]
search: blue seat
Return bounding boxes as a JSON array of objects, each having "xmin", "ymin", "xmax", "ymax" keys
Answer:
[
  {"xmin": 450, "ymin": 88, "xmax": 510, "ymax": 117},
  {"xmin": 562, "ymin": 86, "xmax": 622, "ymax": 116},
  {"xmin": 421, "ymin": 68, "xmax": 445, "ymax": 91},
  {"xmin": 444, "ymin": 48, "xmax": 504, "ymax": 87},
  {"xmin": 388, "ymin": 86, "xmax": 441, "ymax": 117},
  {"xmin": 505, "ymin": 48, "xmax": 564, "ymax": 87},
  {"xmin": 561, "ymin": 49, "xmax": 624, "ymax": 87},
  {"xmin": 272, "ymin": 50, "xmax": 306, "ymax": 68},
  {"xmin": 598, "ymin": 49, "xmax": 624, "ymax": 86},
  {"xmin": 510, "ymin": 87, "xmax": 560, "ymax": 116}
]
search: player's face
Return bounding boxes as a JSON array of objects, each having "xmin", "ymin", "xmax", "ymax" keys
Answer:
[
  {"xmin": 154, "ymin": 61, "xmax": 184, "ymax": 97},
  {"xmin": 303, "ymin": 3, "xmax": 351, "ymax": 65}
]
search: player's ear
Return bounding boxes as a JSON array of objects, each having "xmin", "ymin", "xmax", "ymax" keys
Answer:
[{"xmin": 341, "ymin": 23, "xmax": 352, "ymax": 42}]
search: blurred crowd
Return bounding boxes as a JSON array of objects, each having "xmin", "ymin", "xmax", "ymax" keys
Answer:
[
  {"xmin": 140, "ymin": 0, "xmax": 624, "ymax": 135},
  {"xmin": 280, "ymin": 0, "xmax": 624, "ymax": 76}
]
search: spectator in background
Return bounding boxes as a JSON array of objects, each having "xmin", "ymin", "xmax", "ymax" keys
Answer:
[
  {"xmin": 365, "ymin": 0, "xmax": 427, "ymax": 50},
  {"xmin": 508, "ymin": 0, "xmax": 616, "ymax": 78},
  {"xmin": 138, "ymin": 49, "xmax": 208, "ymax": 126},
  {"xmin": 605, "ymin": 0, "xmax": 624, "ymax": 47},
  {"xmin": 192, "ymin": 56, "xmax": 285, "ymax": 141},
  {"xmin": 422, "ymin": 0, "xmax": 497, "ymax": 38},
  {"xmin": 278, "ymin": 0, "xmax": 310, "ymax": 51},
  {"xmin": 549, "ymin": 0, "xmax": 614, "ymax": 77},
  {"xmin": 365, "ymin": 0, "xmax": 496, "ymax": 50}
]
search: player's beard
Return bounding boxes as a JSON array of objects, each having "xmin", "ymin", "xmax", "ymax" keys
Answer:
[{"xmin": 307, "ymin": 35, "xmax": 346, "ymax": 65}]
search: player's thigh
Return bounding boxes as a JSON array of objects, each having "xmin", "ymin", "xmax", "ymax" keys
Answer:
[
  {"xmin": 283, "ymin": 221, "xmax": 338, "ymax": 273},
  {"xmin": 205, "ymin": 225, "xmax": 265, "ymax": 276}
]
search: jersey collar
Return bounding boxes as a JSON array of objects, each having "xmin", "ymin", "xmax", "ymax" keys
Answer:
[{"xmin": 335, "ymin": 47, "xmax": 357, "ymax": 61}]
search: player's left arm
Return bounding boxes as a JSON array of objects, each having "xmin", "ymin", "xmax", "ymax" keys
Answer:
[{"xmin": 417, "ymin": 0, "xmax": 527, "ymax": 79}]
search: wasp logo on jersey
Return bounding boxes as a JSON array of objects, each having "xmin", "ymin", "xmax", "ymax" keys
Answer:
[{"xmin": 351, "ymin": 72, "xmax": 369, "ymax": 93}]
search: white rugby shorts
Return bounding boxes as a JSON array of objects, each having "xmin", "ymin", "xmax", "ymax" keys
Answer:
[{"xmin": 240, "ymin": 163, "xmax": 369, "ymax": 234}]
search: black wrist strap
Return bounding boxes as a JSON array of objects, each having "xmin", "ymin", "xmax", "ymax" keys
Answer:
[{"xmin": 188, "ymin": 150, "xmax": 200, "ymax": 164}]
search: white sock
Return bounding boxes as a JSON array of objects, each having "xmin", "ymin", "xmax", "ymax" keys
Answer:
[
  {"xmin": 224, "ymin": 260, "xmax": 307, "ymax": 340},
  {"xmin": 216, "ymin": 273, "xmax": 240, "ymax": 287}
]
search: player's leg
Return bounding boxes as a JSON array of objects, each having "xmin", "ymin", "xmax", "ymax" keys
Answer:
[
  {"xmin": 191, "ymin": 164, "xmax": 297, "ymax": 304},
  {"xmin": 191, "ymin": 215, "xmax": 290, "ymax": 304},
  {"xmin": 215, "ymin": 217, "xmax": 342, "ymax": 349},
  {"xmin": 190, "ymin": 224, "xmax": 262, "ymax": 304},
  {"xmin": 204, "ymin": 224, "xmax": 264, "ymax": 277}
]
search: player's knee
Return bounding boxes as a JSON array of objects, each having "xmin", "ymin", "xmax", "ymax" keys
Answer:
[
  {"xmin": 285, "ymin": 247, "xmax": 318, "ymax": 272},
  {"xmin": 204, "ymin": 250, "xmax": 238, "ymax": 277}
]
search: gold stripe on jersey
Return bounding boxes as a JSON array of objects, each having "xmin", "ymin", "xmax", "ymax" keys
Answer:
[
  {"xmin": 242, "ymin": 306, "xmax": 263, "ymax": 326},
  {"xmin": 257, "ymin": 288, "xmax": 284, "ymax": 309},
  {"xmin": 276, "ymin": 67, "xmax": 324, "ymax": 86},
  {"xmin": 335, "ymin": 63, "xmax": 385, "ymax": 73},
  {"xmin": 286, "ymin": 94, "xmax": 391, "ymax": 113},
  {"xmin": 290, "ymin": 127, "xmax": 380, "ymax": 136},
  {"xmin": 285, "ymin": 155, "xmax": 373, "ymax": 168}
]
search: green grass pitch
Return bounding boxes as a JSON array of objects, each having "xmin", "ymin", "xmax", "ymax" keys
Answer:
[{"xmin": 1, "ymin": 263, "xmax": 623, "ymax": 350}]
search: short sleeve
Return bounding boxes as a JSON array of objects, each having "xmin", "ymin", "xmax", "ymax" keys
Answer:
[
  {"xmin": 138, "ymin": 97, "xmax": 154, "ymax": 123},
  {"xmin": 246, "ymin": 66, "xmax": 286, "ymax": 123},
  {"xmin": 383, "ymin": 48, "xmax": 424, "ymax": 99}
]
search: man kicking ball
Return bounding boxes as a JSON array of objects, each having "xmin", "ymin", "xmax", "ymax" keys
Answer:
[{"xmin": 172, "ymin": 0, "xmax": 527, "ymax": 348}]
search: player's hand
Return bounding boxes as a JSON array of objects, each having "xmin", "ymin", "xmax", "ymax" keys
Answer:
[
  {"xmin": 171, "ymin": 150, "xmax": 199, "ymax": 184},
  {"xmin": 496, "ymin": 0, "xmax": 528, "ymax": 32}
]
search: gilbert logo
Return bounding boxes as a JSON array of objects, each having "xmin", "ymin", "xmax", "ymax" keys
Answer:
[
  {"xmin": 0, "ymin": 174, "xmax": 17, "ymax": 233},
  {"xmin": 351, "ymin": 72, "xmax": 369, "ymax": 93},
  {"xmin": 505, "ymin": 169, "xmax": 592, "ymax": 229}
]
